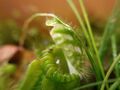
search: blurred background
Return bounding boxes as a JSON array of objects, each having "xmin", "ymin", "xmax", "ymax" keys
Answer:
[
  {"xmin": 0, "ymin": 0, "xmax": 117, "ymax": 90},
  {"xmin": 0, "ymin": 0, "xmax": 115, "ymax": 61},
  {"xmin": 0, "ymin": 0, "xmax": 115, "ymax": 27}
]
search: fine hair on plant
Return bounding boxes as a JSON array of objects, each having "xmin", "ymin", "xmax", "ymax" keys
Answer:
[{"xmin": 12, "ymin": 0, "xmax": 120, "ymax": 90}]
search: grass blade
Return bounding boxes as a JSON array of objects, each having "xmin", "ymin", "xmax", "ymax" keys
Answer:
[
  {"xmin": 100, "ymin": 54, "xmax": 120, "ymax": 90},
  {"xmin": 67, "ymin": 0, "xmax": 105, "ymax": 84},
  {"xmin": 99, "ymin": 0, "xmax": 120, "ymax": 61}
]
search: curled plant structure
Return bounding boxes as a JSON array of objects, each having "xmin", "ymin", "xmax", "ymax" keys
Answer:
[
  {"xmin": 19, "ymin": 14, "xmax": 88, "ymax": 90},
  {"xmin": 18, "ymin": 0, "xmax": 120, "ymax": 90}
]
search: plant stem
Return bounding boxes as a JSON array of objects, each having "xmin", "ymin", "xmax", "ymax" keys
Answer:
[
  {"xmin": 111, "ymin": 35, "xmax": 117, "ymax": 59},
  {"xmin": 66, "ymin": 0, "xmax": 90, "ymax": 45},
  {"xmin": 74, "ymin": 78, "xmax": 117, "ymax": 90},
  {"xmin": 111, "ymin": 35, "xmax": 119, "ymax": 77},
  {"xmin": 109, "ymin": 78, "xmax": 120, "ymax": 90},
  {"xmin": 99, "ymin": 0, "xmax": 120, "ymax": 61},
  {"xmin": 67, "ymin": 0, "xmax": 105, "ymax": 83},
  {"xmin": 78, "ymin": 0, "xmax": 105, "ymax": 80},
  {"xmin": 19, "ymin": 13, "xmax": 69, "ymax": 47},
  {"xmin": 111, "ymin": 35, "xmax": 120, "ymax": 90},
  {"xmin": 100, "ymin": 54, "xmax": 120, "ymax": 90}
]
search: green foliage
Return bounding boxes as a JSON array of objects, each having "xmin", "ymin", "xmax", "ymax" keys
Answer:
[
  {"xmin": 0, "ymin": 63, "xmax": 16, "ymax": 90},
  {"xmin": 0, "ymin": 20, "xmax": 21, "ymax": 45},
  {"xmin": 19, "ymin": 46, "xmax": 80, "ymax": 90},
  {"xmin": 99, "ymin": 0, "xmax": 120, "ymax": 61},
  {"xmin": 18, "ymin": 0, "xmax": 120, "ymax": 89},
  {"xmin": 0, "ymin": 0, "xmax": 120, "ymax": 90}
]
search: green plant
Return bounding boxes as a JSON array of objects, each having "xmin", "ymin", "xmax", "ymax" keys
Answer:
[
  {"xmin": 18, "ymin": 13, "xmax": 85, "ymax": 90},
  {"xmin": 0, "ymin": 0, "xmax": 120, "ymax": 90},
  {"xmin": 0, "ymin": 63, "xmax": 16, "ymax": 90}
]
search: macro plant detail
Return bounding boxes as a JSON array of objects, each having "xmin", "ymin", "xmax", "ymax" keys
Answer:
[
  {"xmin": 0, "ymin": 0, "xmax": 120, "ymax": 90},
  {"xmin": 18, "ymin": 0, "xmax": 120, "ymax": 90},
  {"xmin": 19, "ymin": 13, "xmax": 87, "ymax": 90}
]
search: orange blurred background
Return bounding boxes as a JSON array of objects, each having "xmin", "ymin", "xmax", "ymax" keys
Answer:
[{"xmin": 0, "ymin": 0, "xmax": 115, "ymax": 27}]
